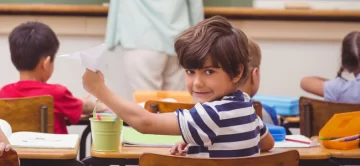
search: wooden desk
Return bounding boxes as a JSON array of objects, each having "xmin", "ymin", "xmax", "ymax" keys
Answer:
[
  {"xmin": 324, "ymin": 148, "xmax": 360, "ymax": 165},
  {"xmin": 91, "ymin": 145, "xmax": 171, "ymax": 159},
  {"xmin": 272, "ymin": 147, "xmax": 330, "ymax": 160},
  {"xmin": 81, "ymin": 144, "xmax": 332, "ymax": 166},
  {"xmin": 284, "ymin": 116, "xmax": 300, "ymax": 123},
  {"xmin": 15, "ymin": 141, "xmax": 80, "ymax": 159},
  {"xmin": 14, "ymin": 140, "xmax": 84, "ymax": 166}
]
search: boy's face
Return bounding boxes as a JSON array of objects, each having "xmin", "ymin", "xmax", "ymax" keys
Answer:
[{"xmin": 184, "ymin": 57, "xmax": 239, "ymax": 103}]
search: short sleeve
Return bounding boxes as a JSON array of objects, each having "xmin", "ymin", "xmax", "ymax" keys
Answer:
[
  {"xmin": 258, "ymin": 116, "xmax": 268, "ymax": 140},
  {"xmin": 55, "ymin": 86, "xmax": 83, "ymax": 124},
  {"xmin": 176, "ymin": 103, "xmax": 216, "ymax": 147},
  {"xmin": 324, "ymin": 78, "xmax": 342, "ymax": 102}
]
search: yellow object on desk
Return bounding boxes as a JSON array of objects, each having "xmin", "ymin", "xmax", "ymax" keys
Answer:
[{"xmin": 320, "ymin": 111, "xmax": 360, "ymax": 150}]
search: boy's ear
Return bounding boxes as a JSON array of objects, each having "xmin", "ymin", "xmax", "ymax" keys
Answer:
[
  {"xmin": 251, "ymin": 67, "xmax": 260, "ymax": 84},
  {"xmin": 42, "ymin": 56, "xmax": 52, "ymax": 69},
  {"xmin": 232, "ymin": 65, "xmax": 244, "ymax": 83}
]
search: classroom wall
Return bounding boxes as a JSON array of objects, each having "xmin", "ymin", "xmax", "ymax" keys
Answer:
[{"xmin": 0, "ymin": 16, "xmax": 352, "ymax": 100}]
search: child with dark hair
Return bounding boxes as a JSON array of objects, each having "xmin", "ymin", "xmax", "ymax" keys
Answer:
[
  {"xmin": 82, "ymin": 16, "xmax": 274, "ymax": 158},
  {"xmin": 301, "ymin": 31, "xmax": 360, "ymax": 103},
  {"xmin": 0, "ymin": 22, "xmax": 108, "ymax": 134}
]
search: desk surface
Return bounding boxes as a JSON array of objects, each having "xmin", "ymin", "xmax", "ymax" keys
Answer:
[
  {"xmin": 80, "ymin": 114, "xmax": 91, "ymax": 120},
  {"xmin": 14, "ymin": 140, "xmax": 80, "ymax": 159},
  {"xmin": 324, "ymin": 148, "xmax": 360, "ymax": 159},
  {"xmin": 92, "ymin": 144, "xmax": 331, "ymax": 160}
]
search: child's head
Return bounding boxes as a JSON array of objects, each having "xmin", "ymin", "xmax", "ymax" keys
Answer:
[
  {"xmin": 175, "ymin": 16, "xmax": 249, "ymax": 103},
  {"xmin": 338, "ymin": 31, "xmax": 360, "ymax": 77},
  {"xmin": 9, "ymin": 21, "xmax": 59, "ymax": 82},
  {"xmin": 238, "ymin": 38, "xmax": 262, "ymax": 97}
]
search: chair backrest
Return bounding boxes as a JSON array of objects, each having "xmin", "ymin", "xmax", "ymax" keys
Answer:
[
  {"xmin": 0, "ymin": 96, "xmax": 54, "ymax": 133},
  {"xmin": 139, "ymin": 150, "xmax": 299, "ymax": 166},
  {"xmin": 134, "ymin": 91, "xmax": 193, "ymax": 103},
  {"xmin": 145, "ymin": 100, "xmax": 263, "ymax": 119},
  {"xmin": 0, "ymin": 149, "xmax": 20, "ymax": 166},
  {"xmin": 299, "ymin": 96, "xmax": 360, "ymax": 137}
]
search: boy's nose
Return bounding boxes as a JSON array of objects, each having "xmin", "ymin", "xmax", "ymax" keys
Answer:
[{"xmin": 193, "ymin": 76, "xmax": 204, "ymax": 87}]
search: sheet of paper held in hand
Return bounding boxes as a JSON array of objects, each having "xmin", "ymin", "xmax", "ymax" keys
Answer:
[{"xmin": 58, "ymin": 44, "xmax": 110, "ymax": 76}]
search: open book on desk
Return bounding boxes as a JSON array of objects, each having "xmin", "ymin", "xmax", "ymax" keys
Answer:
[
  {"xmin": 121, "ymin": 126, "xmax": 182, "ymax": 148},
  {"xmin": 9, "ymin": 132, "xmax": 79, "ymax": 149}
]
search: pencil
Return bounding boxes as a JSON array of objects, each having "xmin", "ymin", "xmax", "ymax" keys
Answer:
[
  {"xmin": 285, "ymin": 138, "xmax": 311, "ymax": 145},
  {"xmin": 332, "ymin": 134, "xmax": 360, "ymax": 142}
]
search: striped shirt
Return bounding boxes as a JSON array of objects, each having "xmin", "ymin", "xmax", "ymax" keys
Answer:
[{"xmin": 175, "ymin": 91, "xmax": 268, "ymax": 158}]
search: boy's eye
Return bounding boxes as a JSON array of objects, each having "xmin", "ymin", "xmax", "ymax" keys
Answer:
[
  {"xmin": 185, "ymin": 69, "xmax": 194, "ymax": 75},
  {"xmin": 205, "ymin": 69, "xmax": 214, "ymax": 75}
]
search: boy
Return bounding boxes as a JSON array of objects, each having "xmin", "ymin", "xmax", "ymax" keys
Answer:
[
  {"xmin": 0, "ymin": 22, "xmax": 107, "ymax": 134},
  {"xmin": 82, "ymin": 16, "xmax": 274, "ymax": 158},
  {"xmin": 239, "ymin": 39, "xmax": 279, "ymax": 125},
  {"xmin": 170, "ymin": 39, "xmax": 277, "ymax": 155}
]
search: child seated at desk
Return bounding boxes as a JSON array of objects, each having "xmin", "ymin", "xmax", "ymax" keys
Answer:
[
  {"xmin": 238, "ymin": 39, "xmax": 279, "ymax": 125},
  {"xmin": 301, "ymin": 31, "xmax": 360, "ymax": 103},
  {"xmin": 82, "ymin": 16, "xmax": 274, "ymax": 158},
  {"xmin": 0, "ymin": 22, "xmax": 108, "ymax": 134}
]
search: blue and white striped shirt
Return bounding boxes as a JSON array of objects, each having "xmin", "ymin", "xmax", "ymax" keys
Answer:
[{"xmin": 176, "ymin": 91, "xmax": 268, "ymax": 158}]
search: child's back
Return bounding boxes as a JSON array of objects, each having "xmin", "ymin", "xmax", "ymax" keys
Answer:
[
  {"xmin": 324, "ymin": 75, "xmax": 360, "ymax": 103},
  {"xmin": 180, "ymin": 91, "xmax": 267, "ymax": 157},
  {"xmin": 0, "ymin": 22, "xmax": 101, "ymax": 134},
  {"xmin": 301, "ymin": 31, "xmax": 360, "ymax": 103},
  {"xmin": 0, "ymin": 81, "xmax": 82, "ymax": 134}
]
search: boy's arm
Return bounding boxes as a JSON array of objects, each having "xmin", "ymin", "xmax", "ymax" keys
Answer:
[
  {"xmin": 95, "ymin": 86, "xmax": 181, "ymax": 135},
  {"xmin": 259, "ymin": 132, "xmax": 274, "ymax": 151},
  {"xmin": 258, "ymin": 116, "xmax": 274, "ymax": 151},
  {"xmin": 300, "ymin": 76, "xmax": 328, "ymax": 97}
]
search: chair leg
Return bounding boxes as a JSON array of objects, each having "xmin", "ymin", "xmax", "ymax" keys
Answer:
[{"xmin": 80, "ymin": 125, "xmax": 91, "ymax": 160}]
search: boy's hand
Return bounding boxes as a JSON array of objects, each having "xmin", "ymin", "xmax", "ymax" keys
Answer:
[
  {"xmin": 170, "ymin": 141, "xmax": 188, "ymax": 155},
  {"xmin": 82, "ymin": 69, "xmax": 106, "ymax": 96},
  {"xmin": 0, "ymin": 142, "xmax": 12, "ymax": 157}
]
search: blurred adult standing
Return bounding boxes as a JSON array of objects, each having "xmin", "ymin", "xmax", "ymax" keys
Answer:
[{"xmin": 105, "ymin": 0, "xmax": 204, "ymax": 100}]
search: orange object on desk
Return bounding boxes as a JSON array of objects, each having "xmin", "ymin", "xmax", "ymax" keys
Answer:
[
  {"xmin": 319, "ymin": 111, "xmax": 360, "ymax": 150},
  {"xmin": 133, "ymin": 91, "xmax": 192, "ymax": 103}
]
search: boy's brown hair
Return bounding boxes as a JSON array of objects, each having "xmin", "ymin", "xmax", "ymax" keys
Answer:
[
  {"xmin": 174, "ymin": 15, "xmax": 249, "ymax": 82},
  {"xmin": 238, "ymin": 38, "xmax": 262, "ymax": 85},
  {"xmin": 248, "ymin": 38, "xmax": 262, "ymax": 69}
]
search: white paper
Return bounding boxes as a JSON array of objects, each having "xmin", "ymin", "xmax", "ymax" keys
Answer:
[
  {"xmin": 0, "ymin": 119, "xmax": 12, "ymax": 138},
  {"xmin": 58, "ymin": 44, "xmax": 108, "ymax": 72},
  {"xmin": 9, "ymin": 132, "xmax": 79, "ymax": 149},
  {"xmin": 274, "ymin": 135, "xmax": 318, "ymax": 148}
]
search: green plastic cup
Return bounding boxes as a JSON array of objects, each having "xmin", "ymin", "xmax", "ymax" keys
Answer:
[{"xmin": 90, "ymin": 116, "xmax": 123, "ymax": 152}]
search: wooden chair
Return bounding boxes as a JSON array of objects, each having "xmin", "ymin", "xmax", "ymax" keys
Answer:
[
  {"xmin": 139, "ymin": 150, "xmax": 299, "ymax": 166},
  {"xmin": 145, "ymin": 100, "xmax": 263, "ymax": 119},
  {"xmin": 134, "ymin": 90, "xmax": 193, "ymax": 103},
  {"xmin": 299, "ymin": 96, "xmax": 360, "ymax": 137},
  {"xmin": 0, "ymin": 96, "xmax": 54, "ymax": 133},
  {"xmin": 0, "ymin": 149, "xmax": 20, "ymax": 166}
]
